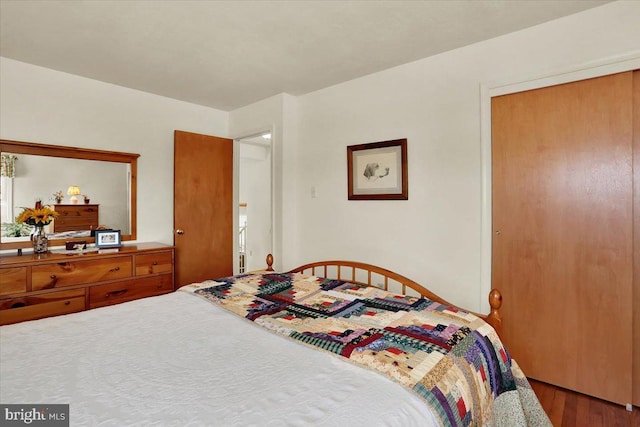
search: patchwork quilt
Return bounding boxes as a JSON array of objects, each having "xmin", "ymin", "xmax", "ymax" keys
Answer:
[{"xmin": 182, "ymin": 272, "xmax": 551, "ymax": 427}]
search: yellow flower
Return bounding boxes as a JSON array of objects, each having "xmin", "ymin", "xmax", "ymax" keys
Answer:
[
  {"xmin": 16, "ymin": 206, "xmax": 59, "ymax": 227},
  {"xmin": 16, "ymin": 209, "xmax": 31, "ymax": 224}
]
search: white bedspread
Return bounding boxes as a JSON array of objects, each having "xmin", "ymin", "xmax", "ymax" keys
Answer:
[{"xmin": 1, "ymin": 291, "xmax": 437, "ymax": 426}]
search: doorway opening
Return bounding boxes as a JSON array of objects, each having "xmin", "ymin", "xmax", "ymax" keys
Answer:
[{"xmin": 236, "ymin": 131, "xmax": 272, "ymax": 273}]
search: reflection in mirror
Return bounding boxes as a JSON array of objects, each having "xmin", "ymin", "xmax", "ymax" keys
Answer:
[
  {"xmin": 2, "ymin": 154, "xmax": 130, "ymax": 237},
  {"xmin": 0, "ymin": 139, "xmax": 138, "ymax": 251}
]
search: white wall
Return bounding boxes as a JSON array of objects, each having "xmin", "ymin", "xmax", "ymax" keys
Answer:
[
  {"xmin": 0, "ymin": 57, "xmax": 228, "ymax": 248},
  {"xmin": 291, "ymin": 1, "xmax": 640, "ymax": 312}
]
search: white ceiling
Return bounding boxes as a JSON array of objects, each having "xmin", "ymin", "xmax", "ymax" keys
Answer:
[{"xmin": 0, "ymin": 0, "xmax": 610, "ymax": 111}]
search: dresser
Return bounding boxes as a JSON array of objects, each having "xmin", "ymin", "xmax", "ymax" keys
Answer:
[
  {"xmin": 0, "ymin": 242, "xmax": 174, "ymax": 325},
  {"xmin": 52, "ymin": 204, "xmax": 99, "ymax": 232}
]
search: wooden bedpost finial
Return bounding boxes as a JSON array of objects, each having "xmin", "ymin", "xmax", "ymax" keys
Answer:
[
  {"xmin": 487, "ymin": 288, "xmax": 503, "ymax": 336},
  {"xmin": 489, "ymin": 288, "xmax": 502, "ymax": 312},
  {"xmin": 266, "ymin": 254, "xmax": 274, "ymax": 271}
]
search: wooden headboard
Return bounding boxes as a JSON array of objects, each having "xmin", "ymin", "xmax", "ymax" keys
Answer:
[{"xmin": 264, "ymin": 254, "xmax": 503, "ymax": 336}]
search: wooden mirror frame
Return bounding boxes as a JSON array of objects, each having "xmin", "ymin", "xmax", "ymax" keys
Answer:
[{"xmin": 0, "ymin": 139, "xmax": 139, "ymax": 251}]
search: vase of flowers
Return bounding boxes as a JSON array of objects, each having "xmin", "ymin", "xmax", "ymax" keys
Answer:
[
  {"xmin": 31, "ymin": 225, "xmax": 48, "ymax": 253},
  {"xmin": 16, "ymin": 204, "xmax": 59, "ymax": 254},
  {"xmin": 51, "ymin": 190, "xmax": 64, "ymax": 204}
]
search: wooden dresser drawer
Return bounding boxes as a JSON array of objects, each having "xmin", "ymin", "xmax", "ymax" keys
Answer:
[
  {"xmin": 52, "ymin": 204, "xmax": 99, "ymax": 233},
  {"xmin": 0, "ymin": 289, "xmax": 86, "ymax": 325},
  {"xmin": 0, "ymin": 242, "xmax": 173, "ymax": 324},
  {"xmin": 89, "ymin": 274, "xmax": 173, "ymax": 309},
  {"xmin": 32, "ymin": 256, "xmax": 132, "ymax": 291},
  {"xmin": 0, "ymin": 267, "xmax": 27, "ymax": 295},
  {"xmin": 135, "ymin": 251, "xmax": 173, "ymax": 276},
  {"xmin": 53, "ymin": 215, "xmax": 98, "ymax": 232}
]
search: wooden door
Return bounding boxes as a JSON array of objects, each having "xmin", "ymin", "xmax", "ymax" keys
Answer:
[
  {"xmin": 492, "ymin": 72, "xmax": 633, "ymax": 405},
  {"xmin": 633, "ymin": 71, "xmax": 640, "ymax": 407},
  {"xmin": 174, "ymin": 130, "xmax": 233, "ymax": 288}
]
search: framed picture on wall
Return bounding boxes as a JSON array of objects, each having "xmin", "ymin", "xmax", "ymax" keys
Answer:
[
  {"xmin": 347, "ymin": 138, "xmax": 408, "ymax": 200},
  {"xmin": 95, "ymin": 229, "xmax": 122, "ymax": 248}
]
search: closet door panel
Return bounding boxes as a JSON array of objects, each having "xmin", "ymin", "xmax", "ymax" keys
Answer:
[
  {"xmin": 633, "ymin": 70, "xmax": 639, "ymax": 407},
  {"xmin": 492, "ymin": 72, "xmax": 633, "ymax": 405}
]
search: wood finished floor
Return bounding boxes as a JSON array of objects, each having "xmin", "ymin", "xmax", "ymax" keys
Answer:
[{"xmin": 528, "ymin": 379, "xmax": 639, "ymax": 427}]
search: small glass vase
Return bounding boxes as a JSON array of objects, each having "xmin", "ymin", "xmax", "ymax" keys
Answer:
[{"xmin": 31, "ymin": 225, "xmax": 48, "ymax": 254}]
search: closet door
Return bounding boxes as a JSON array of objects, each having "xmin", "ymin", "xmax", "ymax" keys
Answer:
[
  {"xmin": 634, "ymin": 70, "xmax": 639, "ymax": 407},
  {"xmin": 492, "ymin": 72, "xmax": 633, "ymax": 405}
]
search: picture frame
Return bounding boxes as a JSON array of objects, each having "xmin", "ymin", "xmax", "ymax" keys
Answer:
[
  {"xmin": 347, "ymin": 138, "xmax": 408, "ymax": 200},
  {"xmin": 94, "ymin": 229, "xmax": 122, "ymax": 248}
]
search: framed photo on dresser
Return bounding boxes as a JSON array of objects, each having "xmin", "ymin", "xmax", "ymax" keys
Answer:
[{"xmin": 95, "ymin": 229, "xmax": 121, "ymax": 248}]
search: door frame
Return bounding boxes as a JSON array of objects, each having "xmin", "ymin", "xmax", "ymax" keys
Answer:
[
  {"xmin": 232, "ymin": 128, "xmax": 275, "ymax": 274},
  {"xmin": 479, "ymin": 52, "xmax": 640, "ymax": 314}
]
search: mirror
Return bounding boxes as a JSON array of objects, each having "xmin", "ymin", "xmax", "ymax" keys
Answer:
[{"xmin": 0, "ymin": 139, "xmax": 138, "ymax": 251}]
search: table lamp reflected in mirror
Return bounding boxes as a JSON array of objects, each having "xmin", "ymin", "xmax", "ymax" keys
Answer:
[{"xmin": 67, "ymin": 185, "xmax": 81, "ymax": 204}]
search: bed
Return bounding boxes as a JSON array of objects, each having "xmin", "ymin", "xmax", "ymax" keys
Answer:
[{"xmin": 0, "ymin": 256, "xmax": 550, "ymax": 426}]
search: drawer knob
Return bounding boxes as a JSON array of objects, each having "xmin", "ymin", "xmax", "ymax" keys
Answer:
[
  {"xmin": 50, "ymin": 274, "xmax": 57, "ymax": 279},
  {"xmin": 110, "ymin": 266, "xmax": 121, "ymax": 273},
  {"xmin": 107, "ymin": 289, "xmax": 127, "ymax": 297},
  {"xmin": 152, "ymin": 261, "xmax": 158, "ymax": 265},
  {"xmin": 64, "ymin": 300, "xmax": 71, "ymax": 306}
]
